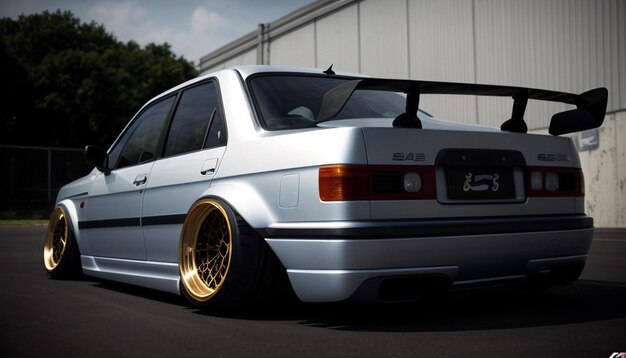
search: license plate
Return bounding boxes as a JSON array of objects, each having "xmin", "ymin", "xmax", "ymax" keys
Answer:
[{"xmin": 446, "ymin": 167, "xmax": 515, "ymax": 200}]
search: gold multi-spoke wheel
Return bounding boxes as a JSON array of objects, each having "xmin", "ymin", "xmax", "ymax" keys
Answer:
[
  {"xmin": 43, "ymin": 206, "xmax": 81, "ymax": 278},
  {"xmin": 179, "ymin": 198, "xmax": 291, "ymax": 311},
  {"xmin": 179, "ymin": 199, "xmax": 233, "ymax": 302},
  {"xmin": 44, "ymin": 207, "xmax": 68, "ymax": 271}
]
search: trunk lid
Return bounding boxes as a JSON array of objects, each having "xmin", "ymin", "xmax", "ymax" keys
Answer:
[{"xmin": 361, "ymin": 127, "xmax": 582, "ymax": 220}]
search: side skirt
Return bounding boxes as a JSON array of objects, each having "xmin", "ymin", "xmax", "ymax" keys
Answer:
[{"xmin": 81, "ymin": 255, "xmax": 180, "ymax": 295}]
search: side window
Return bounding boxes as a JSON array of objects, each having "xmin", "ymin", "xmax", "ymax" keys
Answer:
[
  {"xmin": 205, "ymin": 107, "xmax": 226, "ymax": 149},
  {"xmin": 164, "ymin": 81, "xmax": 225, "ymax": 157},
  {"xmin": 108, "ymin": 96, "xmax": 174, "ymax": 169}
]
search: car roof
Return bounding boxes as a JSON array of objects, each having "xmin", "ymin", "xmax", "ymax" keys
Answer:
[{"xmin": 143, "ymin": 65, "xmax": 364, "ymax": 109}]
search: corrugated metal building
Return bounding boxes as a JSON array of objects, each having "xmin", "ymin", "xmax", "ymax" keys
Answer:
[{"xmin": 199, "ymin": 0, "xmax": 626, "ymax": 227}]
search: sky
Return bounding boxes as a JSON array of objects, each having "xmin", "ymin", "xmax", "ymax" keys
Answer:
[{"xmin": 0, "ymin": 0, "xmax": 314, "ymax": 64}]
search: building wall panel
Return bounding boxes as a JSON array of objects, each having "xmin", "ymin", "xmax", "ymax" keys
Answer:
[
  {"xmin": 617, "ymin": 112, "xmax": 626, "ymax": 225},
  {"xmin": 269, "ymin": 23, "xmax": 316, "ymax": 67},
  {"xmin": 316, "ymin": 5, "xmax": 360, "ymax": 73},
  {"xmin": 358, "ymin": 0, "xmax": 409, "ymax": 78},
  {"xmin": 408, "ymin": 0, "xmax": 477, "ymax": 123},
  {"xmin": 202, "ymin": 48, "xmax": 257, "ymax": 74},
  {"xmin": 223, "ymin": 49, "xmax": 257, "ymax": 68},
  {"xmin": 408, "ymin": 0, "xmax": 475, "ymax": 82},
  {"xmin": 618, "ymin": 0, "xmax": 626, "ymax": 109},
  {"xmin": 579, "ymin": 113, "xmax": 620, "ymax": 227},
  {"xmin": 203, "ymin": 64, "xmax": 225, "ymax": 74},
  {"xmin": 474, "ymin": 0, "xmax": 623, "ymax": 129}
]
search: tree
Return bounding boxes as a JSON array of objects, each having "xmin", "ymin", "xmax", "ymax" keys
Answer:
[{"xmin": 0, "ymin": 10, "xmax": 198, "ymax": 148}]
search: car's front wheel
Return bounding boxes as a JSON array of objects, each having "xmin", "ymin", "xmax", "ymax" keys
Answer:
[
  {"xmin": 178, "ymin": 198, "xmax": 287, "ymax": 311},
  {"xmin": 43, "ymin": 207, "xmax": 82, "ymax": 278}
]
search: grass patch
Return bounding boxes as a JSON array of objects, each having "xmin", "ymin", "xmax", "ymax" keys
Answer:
[{"xmin": 0, "ymin": 219, "xmax": 48, "ymax": 226}]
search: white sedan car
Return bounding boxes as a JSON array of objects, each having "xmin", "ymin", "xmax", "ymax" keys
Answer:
[{"xmin": 43, "ymin": 66, "xmax": 608, "ymax": 311}]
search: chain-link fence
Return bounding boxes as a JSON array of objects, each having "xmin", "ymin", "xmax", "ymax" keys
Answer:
[{"xmin": 0, "ymin": 145, "xmax": 93, "ymax": 219}]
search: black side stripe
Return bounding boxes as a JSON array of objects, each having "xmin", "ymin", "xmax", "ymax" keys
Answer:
[
  {"xmin": 79, "ymin": 214, "xmax": 186, "ymax": 229},
  {"xmin": 79, "ymin": 218, "xmax": 140, "ymax": 229},
  {"xmin": 142, "ymin": 214, "xmax": 187, "ymax": 226}
]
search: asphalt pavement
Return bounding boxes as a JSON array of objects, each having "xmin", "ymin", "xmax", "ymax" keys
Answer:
[{"xmin": 1, "ymin": 225, "xmax": 625, "ymax": 358}]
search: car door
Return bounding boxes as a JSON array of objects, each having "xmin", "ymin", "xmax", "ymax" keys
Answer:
[
  {"xmin": 85, "ymin": 95, "xmax": 176, "ymax": 260},
  {"xmin": 142, "ymin": 81, "xmax": 227, "ymax": 262}
]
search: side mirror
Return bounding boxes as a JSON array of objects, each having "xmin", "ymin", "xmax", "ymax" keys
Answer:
[{"xmin": 84, "ymin": 145, "xmax": 110, "ymax": 173}]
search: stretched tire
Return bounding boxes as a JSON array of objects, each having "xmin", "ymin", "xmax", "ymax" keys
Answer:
[
  {"xmin": 178, "ymin": 198, "xmax": 288, "ymax": 311},
  {"xmin": 43, "ymin": 207, "xmax": 82, "ymax": 278}
]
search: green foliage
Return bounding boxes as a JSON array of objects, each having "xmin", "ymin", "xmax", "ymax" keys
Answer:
[{"xmin": 0, "ymin": 10, "xmax": 198, "ymax": 148}]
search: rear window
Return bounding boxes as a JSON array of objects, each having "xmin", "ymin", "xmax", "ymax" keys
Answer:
[{"xmin": 248, "ymin": 74, "xmax": 406, "ymax": 130}]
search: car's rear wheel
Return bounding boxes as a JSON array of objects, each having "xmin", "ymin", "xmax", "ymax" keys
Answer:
[
  {"xmin": 43, "ymin": 207, "xmax": 82, "ymax": 278},
  {"xmin": 179, "ymin": 198, "xmax": 288, "ymax": 311}
]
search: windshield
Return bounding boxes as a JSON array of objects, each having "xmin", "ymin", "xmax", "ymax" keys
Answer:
[{"xmin": 248, "ymin": 74, "xmax": 408, "ymax": 130}]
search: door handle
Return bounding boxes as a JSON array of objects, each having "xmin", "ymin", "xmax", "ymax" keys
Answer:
[
  {"xmin": 200, "ymin": 159, "xmax": 218, "ymax": 176},
  {"xmin": 133, "ymin": 175, "xmax": 147, "ymax": 186}
]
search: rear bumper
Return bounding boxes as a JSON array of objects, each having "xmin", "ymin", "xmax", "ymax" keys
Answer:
[{"xmin": 264, "ymin": 215, "xmax": 593, "ymax": 302}]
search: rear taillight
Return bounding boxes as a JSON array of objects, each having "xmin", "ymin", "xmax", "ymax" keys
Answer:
[
  {"xmin": 319, "ymin": 165, "xmax": 436, "ymax": 201},
  {"xmin": 527, "ymin": 167, "xmax": 584, "ymax": 197}
]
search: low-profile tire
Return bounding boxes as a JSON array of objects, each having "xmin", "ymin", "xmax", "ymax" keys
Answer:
[
  {"xmin": 178, "ymin": 198, "xmax": 288, "ymax": 312},
  {"xmin": 43, "ymin": 207, "xmax": 82, "ymax": 279}
]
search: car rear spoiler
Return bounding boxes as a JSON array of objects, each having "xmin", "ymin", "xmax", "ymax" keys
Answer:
[{"xmin": 316, "ymin": 78, "xmax": 608, "ymax": 136}]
